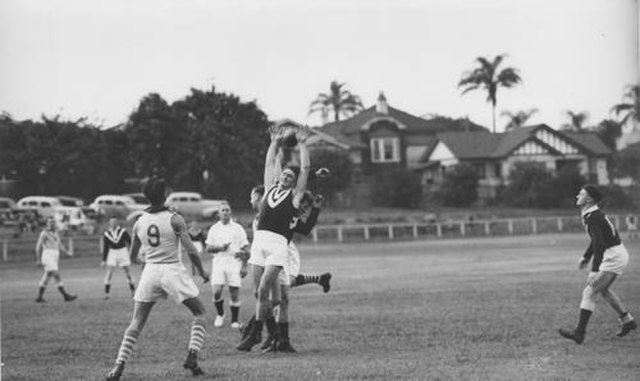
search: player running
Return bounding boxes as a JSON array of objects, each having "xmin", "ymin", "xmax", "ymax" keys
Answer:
[
  {"xmin": 34, "ymin": 217, "xmax": 77, "ymax": 303},
  {"xmin": 106, "ymin": 178, "xmax": 210, "ymax": 380},
  {"xmin": 559, "ymin": 184, "xmax": 636, "ymax": 344}
]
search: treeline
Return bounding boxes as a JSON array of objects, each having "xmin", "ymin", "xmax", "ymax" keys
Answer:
[{"xmin": 0, "ymin": 86, "xmax": 271, "ymax": 206}]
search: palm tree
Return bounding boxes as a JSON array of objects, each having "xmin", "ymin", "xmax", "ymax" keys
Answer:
[
  {"xmin": 562, "ymin": 110, "xmax": 589, "ymax": 131},
  {"xmin": 501, "ymin": 108, "xmax": 539, "ymax": 130},
  {"xmin": 458, "ymin": 55, "xmax": 522, "ymax": 133},
  {"xmin": 309, "ymin": 81, "xmax": 364, "ymax": 123},
  {"xmin": 611, "ymin": 84, "xmax": 640, "ymax": 127}
]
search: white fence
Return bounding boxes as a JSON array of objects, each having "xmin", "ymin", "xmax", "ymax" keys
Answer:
[{"xmin": 2, "ymin": 214, "xmax": 637, "ymax": 263}]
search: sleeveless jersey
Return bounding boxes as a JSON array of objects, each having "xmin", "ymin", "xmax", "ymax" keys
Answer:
[
  {"xmin": 39, "ymin": 230, "xmax": 62, "ymax": 251},
  {"xmin": 257, "ymin": 185, "xmax": 297, "ymax": 238},
  {"xmin": 135, "ymin": 210, "xmax": 181, "ymax": 264}
]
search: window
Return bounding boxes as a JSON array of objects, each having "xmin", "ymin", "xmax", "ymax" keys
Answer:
[
  {"xmin": 370, "ymin": 137, "xmax": 400, "ymax": 163},
  {"xmin": 41, "ymin": 202, "xmax": 51, "ymax": 207}
]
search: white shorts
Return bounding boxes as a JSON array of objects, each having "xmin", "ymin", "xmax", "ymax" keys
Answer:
[
  {"xmin": 278, "ymin": 243, "xmax": 301, "ymax": 286},
  {"xmin": 249, "ymin": 230, "xmax": 288, "ymax": 268},
  {"xmin": 42, "ymin": 249, "xmax": 59, "ymax": 272},
  {"xmin": 599, "ymin": 244, "xmax": 629, "ymax": 275},
  {"xmin": 134, "ymin": 262, "xmax": 199, "ymax": 304},
  {"xmin": 106, "ymin": 247, "xmax": 130, "ymax": 268},
  {"xmin": 211, "ymin": 257, "xmax": 242, "ymax": 287}
]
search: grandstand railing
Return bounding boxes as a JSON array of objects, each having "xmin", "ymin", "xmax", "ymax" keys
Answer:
[{"xmin": 1, "ymin": 214, "xmax": 638, "ymax": 263}]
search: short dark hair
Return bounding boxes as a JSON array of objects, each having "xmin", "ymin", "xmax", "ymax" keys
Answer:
[
  {"xmin": 251, "ymin": 185, "xmax": 265, "ymax": 197},
  {"xmin": 283, "ymin": 165, "xmax": 300, "ymax": 179},
  {"xmin": 143, "ymin": 178, "xmax": 168, "ymax": 206},
  {"xmin": 582, "ymin": 184, "xmax": 604, "ymax": 203}
]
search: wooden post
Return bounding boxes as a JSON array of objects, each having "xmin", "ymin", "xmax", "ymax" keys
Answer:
[
  {"xmin": 388, "ymin": 225, "xmax": 394, "ymax": 240},
  {"xmin": 68, "ymin": 237, "xmax": 74, "ymax": 256},
  {"xmin": 412, "ymin": 224, "xmax": 418, "ymax": 238},
  {"xmin": 508, "ymin": 219, "xmax": 514, "ymax": 234},
  {"xmin": 532, "ymin": 218, "xmax": 537, "ymax": 234},
  {"xmin": 557, "ymin": 218, "xmax": 563, "ymax": 232},
  {"xmin": 436, "ymin": 223, "xmax": 442, "ymax": 238},
  {"xmin": 2, "ymin": 240, "xmax": 7, "ymax": 262},
  {"xmin": 460, "ymin": 222, "xmax": 465, "ymax": 236},
  {"xmin": 364, "ymin": 226, "xmax": 370, "ymax": 241},
  {"xmin": 484, "ymin": 221, "xmax": 490, "ymax": 235},
  {"xmin": 337, "ymin": 226, "xmax": 343, "ymax": 243},
  {"xmin": 312, "ymin": 228, "xmax": 318, "ymax": 243}
]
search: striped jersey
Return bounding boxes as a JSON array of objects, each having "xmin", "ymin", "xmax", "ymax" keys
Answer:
[{"xmin": 134, "ymin": 209, "xmax": 181, "ymax": 264}]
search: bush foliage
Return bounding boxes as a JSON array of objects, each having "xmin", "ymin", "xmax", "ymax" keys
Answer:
[
  {"xmin": 437, "ymin": 163, "xmax": 479, "ymax": 207},
  {"xmin": 372, "ymin": 169, "xmax": 422, "ymax": 208}
]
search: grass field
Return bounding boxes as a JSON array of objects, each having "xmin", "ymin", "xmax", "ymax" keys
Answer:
[{"xmin": 2, "ymin": 234, "xmax": 639, "ymax": 381}]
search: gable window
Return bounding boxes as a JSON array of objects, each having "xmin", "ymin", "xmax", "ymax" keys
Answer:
[{"xmin": 371, "ymin": 137, "xmax": 400, "ymax": 163}]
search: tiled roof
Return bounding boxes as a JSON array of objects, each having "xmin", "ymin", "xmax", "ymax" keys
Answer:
[
  {"xmin": 423, "ymin": 124, "xmax": 612, "ymax": 161},
  {"xmin": 318, "ymin": 106, "xmax": 487, "ymax": 147},
  {"xmin": 562, "ymin": 131, "xmax": 613, "ymax": 156}
]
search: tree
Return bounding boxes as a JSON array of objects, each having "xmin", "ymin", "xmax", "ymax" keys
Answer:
[
  {"xmin": 611, "ymin": 84, "xmax": 640, "ymax": 127},
  {"xmin": 501, "ymin": 108, "xmax": 538, "ymax": 130},
  {"xmin": 561, "ymin": 110, "xmax": 589, "ymax": 131},
  {"xmin": 308, "ymin": 81, "xmax": 364, "ymax": 123},
  {"xmin": 437, "ymin": 163, "xmax": 479, "ymax": 207},
  {"xmin": 123, "ymin": 93, "xmax": 188, "ymax": 180},
  {"xmin": 166, "ymin": 86, "xmax": 271, "ymax": 205},
  {"xmin": 0, "ymin": 115, "xmax": 128, "ymax": 198},
  {"xmin": 594, "ymin": 119, "xmax": 622, "ymax": 151},
  {"xmin": 458, "ymin": 55, "xmax": 522, "ymax": 133}
]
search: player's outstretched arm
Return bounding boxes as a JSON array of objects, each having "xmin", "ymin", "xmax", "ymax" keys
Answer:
[
  {"xmin": 292, "ymin": 126, "xmax": 311, "ymax": 209},
  {"xmin": 264, "ymin": 124, "xmax": 283, "ymax": 188}
]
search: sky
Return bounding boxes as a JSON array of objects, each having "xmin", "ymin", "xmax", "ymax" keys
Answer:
[{"xmin": 0, "ymin": 0, "xmax": 637, "ymax": 132}]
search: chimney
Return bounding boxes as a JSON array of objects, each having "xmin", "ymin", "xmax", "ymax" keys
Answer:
[{"xmin": 376, "ymin": 92, "xmax": 388, "ymax": 114}]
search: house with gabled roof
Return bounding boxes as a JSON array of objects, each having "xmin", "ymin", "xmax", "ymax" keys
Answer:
[
  {"xmin": 418, "ymin": 124, "xmax": 613, "ymax": 199},
  {"xmin": 316, "ymin": 93, "xmax": 487, "ymax": 174}
]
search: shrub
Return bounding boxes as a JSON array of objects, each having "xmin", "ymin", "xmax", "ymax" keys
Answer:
[
  {"xmin": 437, "ymin": 163, "xmax": 479, "ymax": 207},
  {"xmin": 372, "ymin": 169, "xmax": 422, "ymax": 208},
  {"xmin": 499, "ymin": 162, "xmax": 586, "ymax": 208}
]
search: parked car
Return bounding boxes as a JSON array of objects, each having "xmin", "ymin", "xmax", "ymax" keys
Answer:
[
  {"xmin": 165, "ymin": 192, "xmax": 226, "ymax": 218},
  {"xmin": 126, "ymin": 191, "xmax": 225, "ymax": 221},
  {"xmin": 55, "ymin": 195, "xmax": 85, "ymax": 207},
  {"xmin": 89, "ymin": 195, "xmax": 147, "ymax": 219},
  {"xmin": 123, "ymin": 193, "xmax": 149, "ymax": 206},
  {"xmin": 16, "ymin": 196, "xmax": 64, "ymax": 219}
]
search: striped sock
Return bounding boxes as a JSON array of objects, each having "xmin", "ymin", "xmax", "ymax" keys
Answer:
[
  {"xmin": 294, "ymin": 273, "xmax": 321, "ymax": 286},
  {"xmin": 188, "ymin": 317, "xmax": 207, "ymax": 352},
  {"xmin": 116, "ymin": 329, "xmax": 139, "ymax": 365}
]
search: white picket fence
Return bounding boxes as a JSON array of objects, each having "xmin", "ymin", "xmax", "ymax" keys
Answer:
[{"xmin": 2, "ymin": 214, "xmax": 637, "ymax": 263}]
